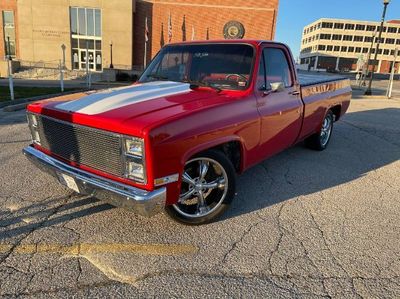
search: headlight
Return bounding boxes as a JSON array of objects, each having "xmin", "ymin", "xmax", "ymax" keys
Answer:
[
  {"xmin": 27, "ymin": 113, "xmax": 41, "ymax": 145},
  {"xmin": 122, "ymin": 137, "xmax": 146, "ymax": 183},
  {"xmin": 124, "ymin": 138, "xmax": 143, "ymax": 157},
  {"xmin": 126, "ymin": 159, "xmax": 145, "ymax": 182}
]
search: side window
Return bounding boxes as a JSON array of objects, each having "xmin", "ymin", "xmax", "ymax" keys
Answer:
[{"xmin": 263, "ymin": 48, "xmax": 293, "ymax": 89}]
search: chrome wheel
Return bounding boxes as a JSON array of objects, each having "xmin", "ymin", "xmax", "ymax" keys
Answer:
[
  {"xmin": 320, "ymin": 114, "xmax": 333, "ymax": 147},
  {"xmin": 173, "ymin": 157, "xmax": 228, "ymax": 218}
]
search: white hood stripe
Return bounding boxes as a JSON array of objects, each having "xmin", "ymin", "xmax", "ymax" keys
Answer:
[{"xmin": 56, "ymin": 81, "xmax": 191, "ymax": 115}]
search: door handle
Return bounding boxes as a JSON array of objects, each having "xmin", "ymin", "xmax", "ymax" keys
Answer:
[{"xmin": 289, "ymin": 90, "xmax": 300, "ymax": 96}]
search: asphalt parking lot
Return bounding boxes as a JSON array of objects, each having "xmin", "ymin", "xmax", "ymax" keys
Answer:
[{"xmin": 0, "ymin": 96, "xmax": 399, "ymax": 298}]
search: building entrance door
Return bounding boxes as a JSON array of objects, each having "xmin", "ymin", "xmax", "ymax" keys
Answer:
[{"xmin": 79, "ymin": 49, "xmax": 95, "ymax": 71}]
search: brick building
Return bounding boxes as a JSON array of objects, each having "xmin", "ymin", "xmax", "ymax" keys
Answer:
[
  {"xmin": 1, "ymin": 0, "xmax": 278, "ymax": 72},
  {"xmin": 0, "ymin": 0, "xmax": 18, "ymax": 59},
  {"xmin": 134, "ymin": 0, "xmax": 279, "ymax": 67}
]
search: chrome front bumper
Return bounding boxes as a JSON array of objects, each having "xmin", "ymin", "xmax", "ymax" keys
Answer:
[{"xmin": 23, "ymin": 146, "xmax": 166, "ymax": 217}]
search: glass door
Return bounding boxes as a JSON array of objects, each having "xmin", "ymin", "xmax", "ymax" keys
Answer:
[{"xmin": 79, "ymin": 49, "xmax": 95, "ymax": 71}]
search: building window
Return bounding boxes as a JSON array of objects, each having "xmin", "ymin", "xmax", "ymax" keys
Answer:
[
  {"xmin": 396, "ymin": 39, "xmax": 400, "ymax": 45},
  {"xmin": 318, "ymin": 45, "xmax": 326, "ymax": 51},
  {"xmin": 355, "ymin": 47, "xmax": 361, "ymax": 53},
  {"xmin": 355, "ymin": 24, "xmax": 365, "ymax": 31},
  {"xmin": 70, "ymin": 7, "xmax": 102, "ymax": 71},
  {"xmin": 322, "ymin": 22, "xmax": 333, "ymax": 29},
  {"xmin": 348, "ymin": 47, "xmax": 354, "ymax": 53},
  {"xmin": 320, "ymin": 34, "xmax": 331, "ymax": 40},
  {"xmin": 382, "ymin": 26, "xmax": 387, "ymax": 32},
  {"xmin": 364, "ymin": 36, "xmax": 373, "ymax": 43},
  {"xmin": 341, "ymin": 46, "xmax": 348, "ymax": 52},
  {"xmin": 345, "ymin": 24, "xmax": 355, "ymax": 30},
  {"xmin": 362, "ymin": 48, "xmax": 368, "ymax": 53},
  {"xmin": 390, "ymin": 50, "xmax": 394, "ymax": 56},
  {"xmin": 332, "ymin": 34, "xmax": 342, "ymax": 40},
  {"xmin": 327, "ymin": 45, "xmax": 333, "ymax": 51},
  {"xmin": 375, "ymin": 37, "xmax": 384, "ymax": 43},
  {"xmin": 386, "ymin": 38, "xmax": 395, "ymax": 44},
  {"xmin": 334, "ymin": 46, "xmax": 340, "ymax": 51},
  {"xmin": 343, "ymin": 35, "xmax": 353, "ymax": 41},
  {"xmin": 2, "ymin": 11, "xmax": 16, "ymax": 57},
  {"xmin": 383, "ymin": 49, "xmax": 389, "ymax": 55},
  {"xmin": 334, "ymin": 23, "xmax": 344, "ymax": 29},
  {"xmin": 354, "ymin": 36, "xmax": 363, "ymax": 42},
  {"xmin": 378, "ymin": 49, "xmax": 382, "ymax": 54},
  {"xmin": 387, "ymin": 27, "xmax": 397, "ymax": 33},
  {"xmin": 366, "ymin": 25, "xmax": 376, "ymax": 31}
]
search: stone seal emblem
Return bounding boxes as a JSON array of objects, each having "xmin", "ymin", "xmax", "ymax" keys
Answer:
[{"xmin": 223, "ymin": 21, "xmax": 245, "ymax": 39}]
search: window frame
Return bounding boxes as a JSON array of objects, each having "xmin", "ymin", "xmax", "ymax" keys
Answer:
[{"xmin": 260, "ymin": 45, "xmax": 295, "ymax": 91}]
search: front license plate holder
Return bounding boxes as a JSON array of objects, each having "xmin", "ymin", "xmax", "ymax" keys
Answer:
[{"xmin": 58, "ymin": 173, "xmax": 80, "ymax": 193}]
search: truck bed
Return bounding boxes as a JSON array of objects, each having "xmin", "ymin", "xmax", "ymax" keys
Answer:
[{"xmin": 298, "ymin": 72, "xmax": 347, "ymax": 87}]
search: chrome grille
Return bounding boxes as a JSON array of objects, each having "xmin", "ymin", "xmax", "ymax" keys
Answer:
[{"xmin": 35, "ymin": 115, "xmax": 124, "ymax": 177}]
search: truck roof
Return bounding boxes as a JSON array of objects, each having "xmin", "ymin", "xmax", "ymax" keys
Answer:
[{"xmin": 168, "ymin": 39, "xmax": 289, "ymax": 48}]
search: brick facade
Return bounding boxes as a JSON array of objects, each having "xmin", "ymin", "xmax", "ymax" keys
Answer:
[
  {"xmin": 134, "ymin": 0, "xmax": 279, "ymax": 67},
  {"xmin": 0, "ymin": 0, "xmax": 18, "ymax": 60}
]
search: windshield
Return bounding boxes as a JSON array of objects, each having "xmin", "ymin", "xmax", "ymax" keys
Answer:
[{"xmin": 139, "ymin": 44, "xmax": 255, "ymax": 90}]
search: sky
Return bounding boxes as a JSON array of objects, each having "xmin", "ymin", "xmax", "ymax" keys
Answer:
[{"xmin": 275, "ymin": 0, "xmax": 400, "ymax": 58}]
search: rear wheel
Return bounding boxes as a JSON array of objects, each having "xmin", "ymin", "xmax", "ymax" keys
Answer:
[
  {"xmin": 165, "ymin": 150, "xmax": 236, "ymax": 225},
  {"xmin": 305, "ymin": 110, "xmax": 334, "ymax": 151}
]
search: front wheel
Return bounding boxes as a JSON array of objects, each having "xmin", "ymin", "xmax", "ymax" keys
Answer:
[
  {"xmin": 305, "ymin": 110, "xmax": 334, "ymax": 151},
  {"xmin": 165, "ymin": 150, "xmax": 236, "ymax": 225}
]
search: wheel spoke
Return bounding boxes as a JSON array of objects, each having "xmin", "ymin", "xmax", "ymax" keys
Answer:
[
  {"xmin": 199, "ymin": 161, "xmax": 209, "ymax": 180},
  {"xmin": 202, "ymin": 178, "xmax": 225, "ymax": 190},
  {"xmin": 182, "ymin": 172, "xmax": 195, "ymax": 186},
  {"xmin": 197, "ymin": 191, "xmax": 209, "ymax": 214},
  {"xmin": 179, "ymin": 189, "xmax": 195, "ymax": 203}
]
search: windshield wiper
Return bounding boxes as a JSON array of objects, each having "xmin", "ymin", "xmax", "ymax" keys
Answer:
[{"xmin": 184, "ymin": 80, "xmax": 222, "ymax": 93}]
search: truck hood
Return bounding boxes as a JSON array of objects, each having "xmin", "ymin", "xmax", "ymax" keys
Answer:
[{"xmin": 30, "ymin": 81, "xmax": 230, "ymax": 137}]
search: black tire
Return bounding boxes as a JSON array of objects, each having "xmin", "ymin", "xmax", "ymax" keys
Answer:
[
  {"xmin": 305, "ymin": 110, "xmax": 334, "ymax": 151},
  {"xmin": 165, "ymin": 149, "xmax": 237, "ymax": 225}
]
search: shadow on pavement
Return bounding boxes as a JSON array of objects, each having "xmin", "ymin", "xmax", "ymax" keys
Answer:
[
  {"xmin": 0, "ymin": 196, "xmax": 113, "ymax": 240},
  {"xmin": 221, "ymin": 107, "xmax": 400, "ymax": 221}
]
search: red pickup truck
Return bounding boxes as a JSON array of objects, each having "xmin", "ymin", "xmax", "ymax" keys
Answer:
[{"xmin": 24, "ymin": 40, "xmax": 351, "ymax": 225}]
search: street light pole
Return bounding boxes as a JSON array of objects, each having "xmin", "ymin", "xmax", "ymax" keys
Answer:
[
  {"xmin": 361, "ymin": 30, "xmax": 377, "ymax": 87},
  {"xmin": 365, "ymin": 0, "xmax": 390, "ymax": 95},
  {"xmin": 110, "ymin": 41, "xmax": 114, "ymax": 69}
]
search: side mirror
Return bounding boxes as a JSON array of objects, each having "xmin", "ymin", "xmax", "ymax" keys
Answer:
[{"xmin": 270, "ymin": 82, "xmax": 285, "ymax": 93}]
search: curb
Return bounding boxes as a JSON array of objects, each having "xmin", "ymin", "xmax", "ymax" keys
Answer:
[{"xmin": 2, "ymin": 90, "xmax": 85, "ymax": 112}]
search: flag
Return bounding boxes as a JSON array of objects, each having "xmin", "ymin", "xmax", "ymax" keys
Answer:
[
  {"xmin": 206, "ymin": 27, "xmax": 209, "ymax": 40},
  {"xmin": 168, "ymin": 12, "xmax": 172, "ymax": 43},
  {"xmin": 191, "ymin": 25, "xmax": 195, "ymax": 41},
  {"xmin": 160, "ymin": 23, "xmax": 165, "ymax": 47},
  {"xmin": 145, "ymin": 17, "xmax": 149, "ymax": 42},
  {"xmin": 182, "ymin": 15, "xmax": 186, "ymax": 42}
]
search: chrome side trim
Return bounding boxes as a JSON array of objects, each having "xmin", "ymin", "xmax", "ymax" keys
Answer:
[{"xmin": 23, "ymin": 146, "xmax": 166, "ymax": 217}]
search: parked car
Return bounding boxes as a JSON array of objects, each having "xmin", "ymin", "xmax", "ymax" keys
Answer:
[{"xmin": 24, "ymin": 40, "xmax": 351, "ymax": 225}]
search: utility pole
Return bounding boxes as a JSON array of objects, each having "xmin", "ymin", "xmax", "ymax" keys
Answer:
[
  {"xmin": 386, "ymin": 48, "xmax": 398, "ymax": 99},
  {"xmin": 365, "ymin": 0, "xmax": 390, "ymax": 95}
]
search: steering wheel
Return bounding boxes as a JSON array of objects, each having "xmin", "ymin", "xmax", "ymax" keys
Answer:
[{"xmin": 225, "ymin": 74, "xmax": 248, "ymax": 82}]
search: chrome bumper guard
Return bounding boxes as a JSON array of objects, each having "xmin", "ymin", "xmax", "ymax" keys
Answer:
[{"xmin": 23, "ymin": 146, "xmax": 166, "ymax": 217}]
